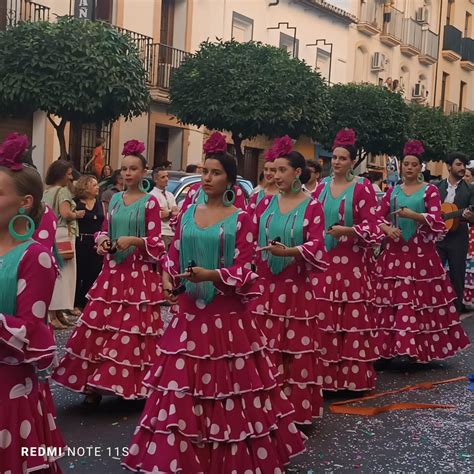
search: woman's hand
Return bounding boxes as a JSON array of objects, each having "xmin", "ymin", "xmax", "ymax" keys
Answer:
[
  {"xmin": 392, "ymin": 207, "xmax": 419, "ymax": 220},
  {"xmin": 380, "ymin": 223, "xmax": 402, "ymax": 240},
  {"xmin": 176, "ymin": 266, "xmax": 214, "ymax": 283},
  {"xmin": 162, "ymin": 286, "xmax": 179, "ymax": 304},
  {"xmin": 116, "ymin": 236, "xmax": 137, "ymax": 252},
  {"xmin": 257, "ymin": 241, "xmax": 290, "ymax": 257},
  {"xmin": 75, "ymin": 210, "xmax": 86, "ymax": 219},
  {"xmin": 327, "ymin": 225, "xmax": 351, "ymax": 239},
  {"xmin": 97, "ymin": 238, "xmax": 111, "ymax": 256}
]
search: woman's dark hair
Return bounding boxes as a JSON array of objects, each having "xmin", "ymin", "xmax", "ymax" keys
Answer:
[
  {"xmin": 0, "ymin": 165, "xmax": 44, "ymax": 226},
  {"xmin": 204, "ymin": 152, "xmax": 237, "ymax": 185},
  {"xmin": 258, "ymin": 171, "xmax": 264, "ymax": 183},
  {"xmin": 335, "ymin": 145, "xmax": 357, "ymax": 161},
  {"xmin": 445, "ymin": 152, "xmax": 470, "ymax": 166},
  {"xmin": 306, "ymin": 160, "xmax": 322, "ymax": 174},
  {"xmin": 282, "ymin": 151, "xmax": 310, "ymax": 184},
  {"xmin": 45, "ymin": 159, "xmax": 73, "ymax": 186},
  {"xmin": 100, "ymin": 164, "xmax": 112, "ymax": 179}
]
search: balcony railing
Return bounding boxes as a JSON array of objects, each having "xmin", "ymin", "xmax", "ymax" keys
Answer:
[
  {"xmin": 357, "ymin": 0, "xmax": 383, "ymax": 36},
  {"xmin": 401, "ymin": 17, "xmax": 422, "ymax": 56},
  {"xmin": 148, "ymin": 43, "xmax": 191, "ymax": 90},
  {"xmin": 442, "ymin": 24, "xmax": 462, "ymax": 61},
  {"xmin": 419, "ymin": 29, "xmax": 439, "ymax": 65},
  {"xmin": 445, "ymin": 100, "xmax": 458, "ymax": 115},
  {"xmin": 380, "ymin": 6, "xmax": 404, "ymax": 47},
  {"xmin": 0, "ymin": 0, "xmax": 50, "ymax": 30},
  {"xmin": 461, "ymin": 37, "xmax": 474, "ymax": 70}
]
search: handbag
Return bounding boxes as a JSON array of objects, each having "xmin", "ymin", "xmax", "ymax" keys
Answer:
[{"xmin": 52, "ymin": 186, "xmax": 75, "ymax": 260}]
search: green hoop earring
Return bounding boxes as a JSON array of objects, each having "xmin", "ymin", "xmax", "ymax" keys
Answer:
[
  {"xmin": 345, "ymin": 168, "xmax": 355, "ymax": 182},
  {"xmin": 9, "ymin": 207, "xmax": 35, "ymax": 241},
  {"xmin": 417, "ymin": 172, "xmax": 424, "ymax": 183},
  {"xmin": 139, "ymin": 179, "xmax": 153, "ymax": 193},
  {"xmin": 223, "ymin": 185, "xmax": 235, "ymax": 207},
  {"xmin": 291, "ymin": 177, "xmax": 302, "ymax": 193}
]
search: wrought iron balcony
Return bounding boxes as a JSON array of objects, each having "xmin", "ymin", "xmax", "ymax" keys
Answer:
[
  {"xmin": 0, "ymin": 0, "xmax": 50, "ymax": 30},
  {"xmin": 148, "ymin": 43, "xmax": 191, "ymax": 92},
  {"xmin": 380, "ymin": 6, "xmax": 403, "ymax": 47},
  {"xmin": 357, "ymin": 0, "xmax": 383, "ymax": 36},
  {"xmin": 401, "ymin": 17, "xmax": 422, "ymax": 56},
  {"xmin": 442, "ymin": 24, "xmax": 462, "ymax": 62},
  {"xmin": 419, "ymin": 29, "xmax": 439, "ymax": 65},
  {"xmin": 461, "ymin": 37, "xmax": 474, "ymax": 72}
]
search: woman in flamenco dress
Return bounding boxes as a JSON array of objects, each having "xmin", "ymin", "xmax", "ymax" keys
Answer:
[
  {"xmin": 0, "ymin": 133, "xmax": 65, "ymax": 473},
  {"xmin": 312, "ymin": 128, "xmax": 382, "ymax": 392},
  {"xmin": 123, "ymin": 132, "xmax": 305, "ymax": 473},
  {"xmin": 251, "ymin": 136, "xmax": 328, "ymax": 425},
  {"xmin": 246, "ymin": 139, "xmax": 280, "ymax": 214},
  {"xmin": 373, "ymin": 140, "xmax": 470, "ymax": 361},
  {"xmin": 53, "ymin": 140, "xmax": 165, "ymax": 405}
]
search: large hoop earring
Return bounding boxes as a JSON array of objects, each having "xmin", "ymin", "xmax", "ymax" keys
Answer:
[
  {"xmin": 345, "ymin": 168, "xmax": 355, "ymax": 182},
  {"xmin": 223, "ymin": 185, "xmax": 235, "ymax": 207},
  {"xmin": 9, "ymin": 208, "xmax": 35, "ymax": 241},
  {"xmin": 291, "ymin": 177, "xmax": 302, "ymax": 193},
  {"xmin": 139, "ymin": 179, "xmax": 153, "ymax": 193},
  {"xmin": 417, "ymin": 172, "xmax": 424, "ymax": 183}
]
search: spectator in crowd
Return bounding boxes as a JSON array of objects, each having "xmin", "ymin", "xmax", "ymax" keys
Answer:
[
  {"xmin": 303, "ymin": 160, "xmax": 322, "ymax": 192},
  {"xmin": 99, "ymin": 164, "xmax": 113, "ymax": 182},
  {"xmin": 85, "ymin": 138, "xmax": 106, "ymax": 179},
  {"xmin": 101, "ymin": 169, "xmax": 124, "ymax": 213},
  {"xmin": 368, "ymin": 171, "xmax": 384, "ymax": 192},
  {"xmin": 43, "ymin": 160, "xmax": 84, "ymax": 328},
  {"xmin": 73, "ymin": 175, "xmax": 105, "ymax": 311},
  {"xmin": 149, "ymin": 167, "xmax": 178, "ymax": 249},
  {"xmin": 185, "ymin": 163, "xmax": 199, "ymax": 173}
]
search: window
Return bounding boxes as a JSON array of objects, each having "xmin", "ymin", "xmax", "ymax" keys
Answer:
[
  {"xmin": 354, "ymin": 46, "xmax": 368, "ymax": 82},
  {"xmin": 95, "ymin": 0, "xmax": 113, "ymax": 22},
  {"xmin": 440, "ymin": 72, "xmax": 449, "ymax": 110},
  {"xmin": 465, "ymin": 12, "xmax": 472, "ymax": 37},
  {"xmin": 315, "ymin": 48, "xmax": 331, "ymax": 82},
  {"xmin": 279, "ymin": 32, "xmax": 299, "ymax": 58},
  {"xmin": 446, "ymin": 0, "xmax": 454, "ymax": 26},
  {"xmin": 460, "ymin": 81, "xmax": 467, "ymax": 111},
  {"xmin": 231, "ymin": 12, "xmax": 253, "ymax": 42},
  {"xmin": 160, "ymin": 0, "xmax": 175, "ymax": 46}
]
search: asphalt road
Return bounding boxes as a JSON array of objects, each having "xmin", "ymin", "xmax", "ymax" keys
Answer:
[{"xmin": 52, "ymin": 314, "xmax": 473, "ymax": 474}]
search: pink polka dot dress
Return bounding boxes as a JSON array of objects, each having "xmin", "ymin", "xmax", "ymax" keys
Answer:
[
  {"xmin": 0, "ymin": 242, "xmax": 65, "ymax": 473},
  {"xmin": 374, "ymin": 184, "xmax": 470, "ymax": 361},
  {"xmin": 53, "ymin": 193, "xmax": 166, "ymax": 400},
  {"xmin": 251, "ymin": 195, "xmax": 328, "ymax": 424},
  {"xmin": 33, "ymin": 204, "xmax": 58, "ymax": 255},
  {"xmin": 463, "ymin": 225, "xmax": 474, "ymax": 308},
  {"xmin": 312, "ymin": 177, "xmax": 383, "ymax": 392},
  {"xmin": 122, "ymin": 207, "xmax": 305, "ymax": 473}
]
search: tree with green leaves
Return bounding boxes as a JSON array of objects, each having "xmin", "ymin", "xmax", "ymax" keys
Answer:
[
  {"xmin": 170, "ymin": 40, "xmax": 330, "ymax": 166},
  {"xmin": 0, "ymin": 16, "xmax": 150, "ymax": 160},
  {"xmin": 407, "ymin": 104, "xmax": 453, "ymax": 162},
  {"xmin": 322, "ymin": 83, "xmax": 410, "ymax": 166},
  {"xmin": 450, "ymin": 111, "xmax": 474, "ymax": 160}
]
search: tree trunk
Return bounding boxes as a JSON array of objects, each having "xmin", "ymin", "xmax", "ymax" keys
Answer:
[
  {"xmin": 231, "ymin": 132, "xmax": 244, "ymax": 176},
  {"xmin": 47, "ymin": 114, "xmax": 69, "ymax": 161},
  {"xmin": 354, "ymin": 149, "xmax": 368, "ymax": 170}
]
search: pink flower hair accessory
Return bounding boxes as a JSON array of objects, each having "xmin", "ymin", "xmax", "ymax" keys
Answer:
[
  {"xmin": 333, "ymin": 128, "xmax": 356, "ymax": 150},
  {"xmin": 122, "ymin": 139, "xmax": 145, "ymax": 157},
  {"xmin": 264, "ymin": 148, "xmax": 277, "ymax": 162},
  {"xmin": 0, "ymin": 132, "xmax": 29, "ymax": 171},
  {"xmin": 203, "ymin": 132, "xmax": 227, "ymax": 155},
  {"xmin": 272, "ymin": 135, "xmax": 293, "ymax": 159},
  {"xmin": 403, "ymin": 139, "xmax": 425, "ymax": 158}
]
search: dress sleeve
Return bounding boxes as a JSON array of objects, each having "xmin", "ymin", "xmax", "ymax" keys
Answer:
[
  {"xmin": 215, "ymin": 211, "xmax": 260, "ymax": 297},
  {"xmin": 142, "ymin": 196, "xmax": 166, "ymax": 261},
  {"xmin": 419, "ymin": 184, "xmax": 447, "ymax": 241},
  {"xmin": 297, "ymin": 198, "xmax": 328, "ymax": 272},
  {"xmin": 58, "ymin": 186, "xmax": 73, "ymax": 205},
  {"xmin": 375, "ymin": 186, "xmax": 393, "ymax": 226},
  {"xmin": 0, "ymin": 244, "xmax": 56, "ymax": 370},
  {"xmin": 352, "ymin": 179, "xmax": 384, "ymax": 245},
  {"xmin": 234, "ymin": 185, "xmax": 247, "ymax": 210},
  {"xmin": 246, "ymin": 193, "xmax": 259, "ymax": 214},
  {"xmin": 33, "ymin": 205, "xmax": 57, "ymax": 254},
  {"xmin": 162, "ymin": 214, "xmax": 182, "ymax": 284}
]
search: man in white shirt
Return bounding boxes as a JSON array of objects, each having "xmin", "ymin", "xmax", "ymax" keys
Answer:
[{"xmin": 150, "ymin": 168, "xmax": 179, "ymax": 249}]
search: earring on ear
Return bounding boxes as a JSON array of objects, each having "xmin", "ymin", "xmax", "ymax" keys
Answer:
[
  {"xmin": 9, "ymin": 207, "xmax": 35, "ymax": 241},
  {"xmin": 291, "ymin": 176, "xmax": 302, "ymax": 193}
]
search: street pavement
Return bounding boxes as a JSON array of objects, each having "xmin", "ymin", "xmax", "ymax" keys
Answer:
[{"xmin": 52, "ymin": 314, "xmax": 473, "ymax": 474}]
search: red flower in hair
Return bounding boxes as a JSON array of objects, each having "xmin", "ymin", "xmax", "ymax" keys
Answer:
[
  {"xmin": 203, "ymin": 132, "xmax": 227, "ymax": 155},
  {"xmin": 403, "ymin": 140, "xmax": 424, "ymax": 158},
  {"xmin": 272, "ymin": 135, "xmax": 293, "ymax": 159},
  {"xmin": 333, "ymin": 128, "xmax": 356, "ymax": 150},
  {"xmin": 264, "ymin": 148, "xmax": 277, "ymax": 162},
  {"xmin": 122, "ymin": 139, "xmax": 145, "ymax": 157},
  {"xmin": 0, "ymin": 132, "xmax": 29, "ymax": 171}
]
